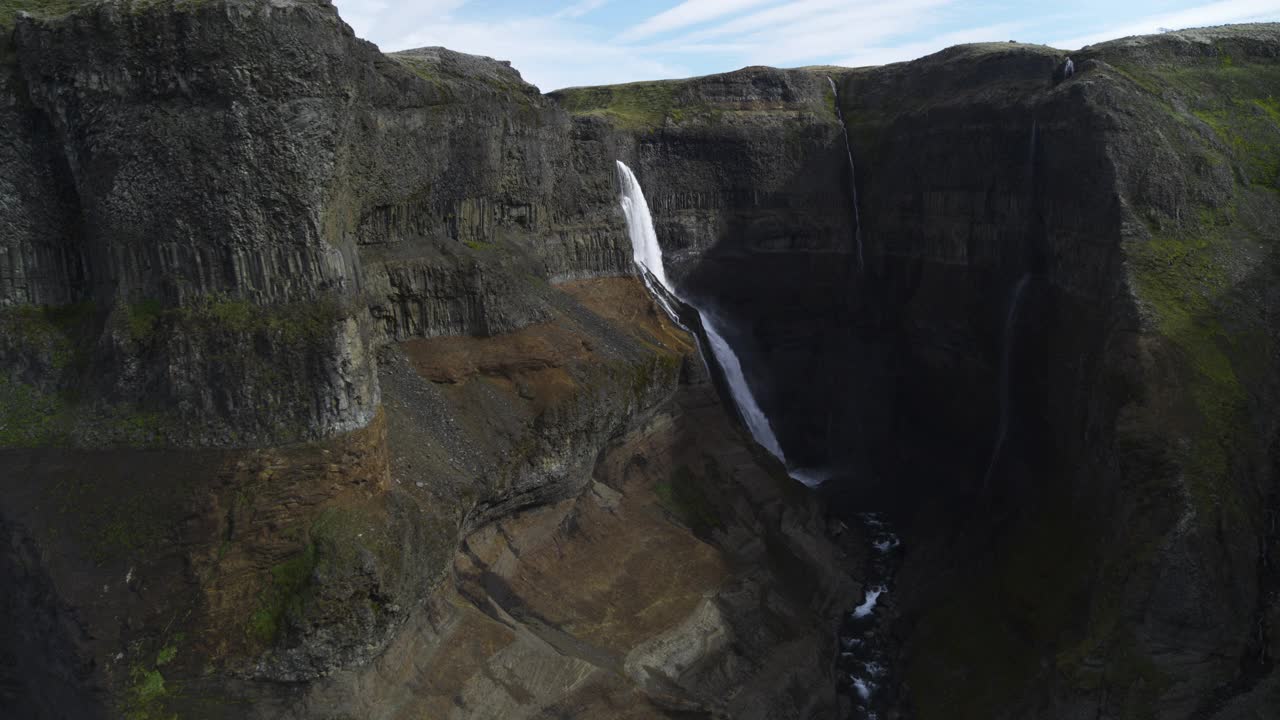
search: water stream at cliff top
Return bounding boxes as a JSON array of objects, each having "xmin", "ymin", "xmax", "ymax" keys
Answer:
[{"xmin": 827, "ymin": 76, "xmax": 864, "ymax": 271}]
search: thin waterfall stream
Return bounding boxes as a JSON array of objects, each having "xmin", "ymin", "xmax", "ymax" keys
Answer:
[
  {"xmin": 827, "ymin": 76, "xmax": 864, "ymax": 270},
  {"xmin": 617, "ymin": 160, "xmax": 902, "ymax": 719},
  {"xmin": 982, "ymin": 273, "xmax": 1032, "ymax": 489}
]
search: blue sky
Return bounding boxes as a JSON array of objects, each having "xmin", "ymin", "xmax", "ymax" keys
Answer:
[{"xmin": 332, "ymin": 0, "xmax": 1280, "ymax": 91}]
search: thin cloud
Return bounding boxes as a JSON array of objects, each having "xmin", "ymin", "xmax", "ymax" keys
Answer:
[
  {"xmin": 334, "ymin": 0, "xmax": 469, "ymax": 47},
  {"xmin": 392, "ymin": 17, "xmax": 690, "ymax": 90},
  {"xmin": 618, "ymin": 0, "xmax": 782, "ymax": 41},
  {"xmin": 555, "ymin": 0, "xmax": 611, "ymax": 19},
  {"xmin": 1052, "ymin": 0, "xmax": 1280, "ymax": 48},
  {"xmin": 672, "ymin": 0, "xmax": 878, "ymax": 43},
  {"xmin": 834, "ymin": 22, "xmax": 1029, "ymax": 67},
  {"xmin": 654, "ymin": 0, "xmax": 961, "ymax": 67}
]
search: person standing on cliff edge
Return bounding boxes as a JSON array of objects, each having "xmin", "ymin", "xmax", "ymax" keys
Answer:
[{"xmin": 1063, "ymin": 56, "xmax": 1076, "ymax": 78}]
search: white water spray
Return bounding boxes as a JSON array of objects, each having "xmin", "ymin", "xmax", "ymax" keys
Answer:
[
  {"xmin": 982, "ymin": 273, "xmax": 1032, "ymax": 488},
  {"xmin": 853, "ymin": 586, "xmax": 885, "ymax": 619},
  {"xmin": 827, "ymin": 76, "xmax": 864, "ymax": 270},
  {"xmin": 617, "ymin": 161, "xmax": 686, "ymax": 323},
  {"xmin": 617, "ymin": 161, "xmax": 670, "ymax": 289}
]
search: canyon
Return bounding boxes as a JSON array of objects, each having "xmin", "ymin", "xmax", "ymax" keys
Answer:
[{"xmin": 1, "ymin": 2, "xmax": 1278, "ymax": 719}]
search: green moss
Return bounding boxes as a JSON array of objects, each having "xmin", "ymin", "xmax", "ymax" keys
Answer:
[
  {"xmin": 626, "ymin": 353, "xmax": 681, "ymax": 404},
  {"xmin": 0, "ymin": 0, "xmax": 84, "ymax": 28},
  {"xmin": 155, "ymin": 643, "xmax": 177, "ymax": 667},
  {"xmin": 124, "ymin": 295, "xmax": 342, "ymax": 349},
  {"xmin": 0, "ymin": 0, "xmax": 212, "ymax": 29},
  {"xmin": 394, "ymin": 54, "xmax": 434, "ymax": 80},
  {"xmin": 1128, "ymin": 198, "xmax": 1262, "ymax": 524},
  {"xmin": 121, "ymin": 635, "xmax": 182, "ymax": 720},
  {"xmin": 245, "ymin": 504, "xmax": 401, "ymax": 647},
  {"xmin": 0, "ymin": 377, "xmax": 68, "ymax": 445},
  {"xmin": 247, "ymin": 541, "xmax": 317, "ymax": 645},
  {"xmin": 1194, "ymin": 105, "xmax": 1280, "ymax": 189},
  {"xmin": 554, "ymin": 81, "xmax": 684, "ymax": 130},
  {"xmin": 124, "ymin": 299, "xmax": 164, "ymax": 343},
  {"xmin": 1, "ymin": 301, "xmax": 95, "ymax": 369},
  {"xmin": 464, "ymin": 239, "xmax": 494, "ymax": 251}
]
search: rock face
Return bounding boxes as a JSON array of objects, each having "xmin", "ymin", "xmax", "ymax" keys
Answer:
[
  {"xmin": 557, "ymin": 24, "xmax": 1280, "ymax": 720},
  {"xmin": 0, "ymin": 2, "xmax": 1277, "ymax": 719},
  {"xmin": 0, "ymin": 4, "xmax": 857, "ymax": 717}
]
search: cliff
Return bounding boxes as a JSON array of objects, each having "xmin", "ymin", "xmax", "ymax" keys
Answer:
[
  {"xmin": 0, "ymin": 2, "xmax": 857, "ymax": 719},
  {"xmin": 556, "ymin": 24, "xmax": 1280, "ymax": 720},
  {"xmin": 0, "ymin": 1, "xmax": 1278, "ymax": 718}
]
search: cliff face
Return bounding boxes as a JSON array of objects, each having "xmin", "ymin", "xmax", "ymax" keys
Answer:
[
  {"xmin": 825, "ymin": 29, "xmax": 1280, "ymax": 719},
  {"xmin": 556, "ymin": 24, "xmax": 1280, "ymax": 720},
  {"xmin": 1, "ymin": 2, "xmax": 1278, "ymax": 719},
  {"xmin": 0, "ymin": 2, "xmax": 856, "ymax": 719},
  {"xmin": 553, "ymin": 70, "xmax": 864, "ymax": 473}
]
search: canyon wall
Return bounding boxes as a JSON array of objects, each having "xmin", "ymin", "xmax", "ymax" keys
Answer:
[
  {"xmin": 1, "ymin": 1, "xmax": 1278, "ymax": 718},
  {"xmin": 0, "ymin": 2, "xmax": 857, "ymax": 718},
  {"xmin": 556, "ymin": 25, "xmax": 1280, "ymax": 720}
]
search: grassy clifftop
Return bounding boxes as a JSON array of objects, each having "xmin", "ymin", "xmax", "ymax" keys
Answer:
[{"xmin": 550, "ymin": 67, "xmax": 840, "ymax": 130}]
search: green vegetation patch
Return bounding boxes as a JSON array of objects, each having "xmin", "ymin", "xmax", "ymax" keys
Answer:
[
  {"xmin": 0, "ymin": 0, "xmax": 84, "ymax": 29},
  {"xmin": 0, "ymin": 376, "xmax": 68, "ymax": 445},
  {"xmin": 246, "ymin": 541, "xmax": 317, "ymax": 645},
  {"xmin": 554, "ymin": 81, "xmax": 686, "ymax": 130},
  {"xmin": 627, "ymin": 352, "xmax": 682, "ymax": 404},
  {"xmin": 1130, "ymin": 205, "xmax": 1252, "ymax": 519},
  {"xmin": 0, "ymin": 301, "xmax": 95, "ymax": 370},
  {"xmin": 245, "ymin": 504, "xmax": 403, "ymax": 648},
  {"xmin": 172, "ymin": 296, "xmax": 344, "ymax": 348},
  {"xmin": 0, "ymin": 0, "xmax": 210, "ymax": 30},
  {"xmin": 122, "ymin": 636, "xmax": 182, "ymax": 720},
  {"xmin": 1113, "ymin": 60, "xmax": 1280, "ymax": 191},
  {"xmin": 1110, "ymin": 56, "xmax": 1280, "ymax": 521}
]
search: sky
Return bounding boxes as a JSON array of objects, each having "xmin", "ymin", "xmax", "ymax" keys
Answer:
[{"xmin": 331, "ymin": 0, "xmax": 1280, "ymax": 91}]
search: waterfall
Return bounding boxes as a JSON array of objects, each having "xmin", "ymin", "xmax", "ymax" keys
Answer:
[
  {"xmin": 827, "ymin": 76, "xmax": 864, "ymax": 270},
  {"xmin": 1028, "ymin": 118, "xmax": 1039, "ymax": 180},
  {"xmin": 617, "ymin": 160, "xmax": 682, "ymax": 322},
  {"xmin": 617, "ymin": 161, "xmax": 670, "ymax": 289},
  {"xmin": 615, "ymin": 160, "xmax": 787, "ymax": 467},
  {"xmin": 982, "ymin": 273, "xmax": 1032, "ymax": 488},
  {"xmin": 699, "ymin": 308, "xmax": 787, "ymax": 463}
]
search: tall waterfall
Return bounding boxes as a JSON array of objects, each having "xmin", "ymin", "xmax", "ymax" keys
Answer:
[
  {"xmin": 616, "ymin": 160, "xmax": 787, "ymax": 466},
  {"xmin": 617, "ymin": 161, "xmax": 670, "ymax": 289},
  {"xmin": 827, "ymin": 76, "xmax": 864, "ymax": 270},
  {"xmin": 982, "ymin": 273, "xmax": 1032, "ymax": 489},
  {"xmin": 699, "ymin": 309, "xmax": 787, "ymax": 463}
]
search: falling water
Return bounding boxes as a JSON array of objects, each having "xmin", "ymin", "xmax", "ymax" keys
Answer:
[
  {"xmin": 1028, "ymin": 118, "xmax": 1039, "ymax": 180},
  {"xmin": 617, "ymin": 160, "xmax": 684, "ymax": 323},
  {"xmin": 699, "ymin": 309, "xmax": 787, "ymax": 463},
  {"xmin": 616, "ymin": 160, "xmax": 788, "ymax": 467},
  {"xmin": 827, "ymin": 76, "xmax": 864, "ymax": 270},
  {"xmin": 982, "ymin": 273, "xmax": 1032, "ymax": 489},
  {"xmin": 617, "ymin": 159, "xmax": 901, "ymax": 715},
  {"xmin": 617, "ymin": 161, "xmax": 671, "ymax": 289}
]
